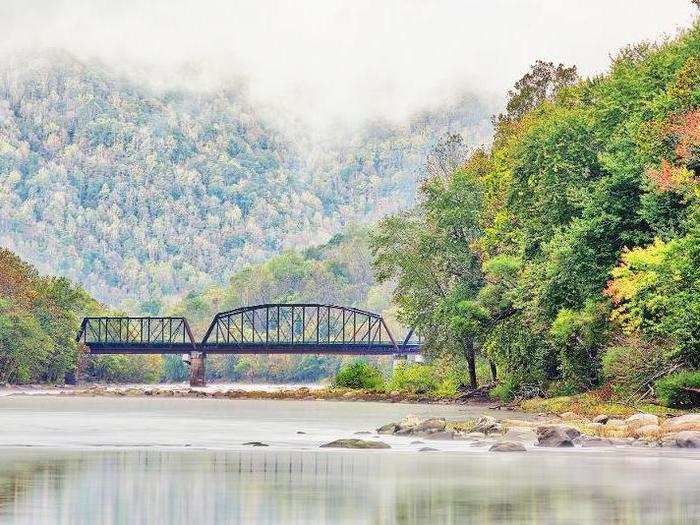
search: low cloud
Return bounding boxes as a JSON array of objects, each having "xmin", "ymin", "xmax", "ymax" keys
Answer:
[{"xmin": 1, "ymin": 0, "xmax": 696, "ymax": 128}]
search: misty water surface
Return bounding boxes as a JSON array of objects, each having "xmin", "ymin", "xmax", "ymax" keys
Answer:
[{"xmin": 0, "ymin": 396, "xmax": 698, "ymax": 524}]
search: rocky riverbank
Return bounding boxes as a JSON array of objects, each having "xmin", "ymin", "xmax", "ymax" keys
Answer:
[
  {"xmin": 7, "ymin": 384, "xmax": 491, "ymax": 405},
  {"xmin": 373, "ymin": 412, "xmax": 700, "ymax": 450}
]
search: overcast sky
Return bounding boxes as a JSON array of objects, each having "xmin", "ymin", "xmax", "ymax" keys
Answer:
[{"xmin": 1, "ymin": 1, "xmax": 697, "ymax": 126}]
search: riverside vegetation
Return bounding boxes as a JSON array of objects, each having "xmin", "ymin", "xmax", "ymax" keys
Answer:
[{"xmin": 1, "ymin": 16, "xmax": 700, "ymax": 418}]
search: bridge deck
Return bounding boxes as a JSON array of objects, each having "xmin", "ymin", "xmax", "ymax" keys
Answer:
[{"xmin": 84, "ymin": 342, "xmax": 420, "ymax": 355}]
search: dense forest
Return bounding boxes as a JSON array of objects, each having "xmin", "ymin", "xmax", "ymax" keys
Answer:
[
  {"xmin": 372, "ymin": 21, "xmax": 700, "ymax": 404},
  {"xmin": 0, "ymin": 51, "xmax": 491, "ymax": 307}
]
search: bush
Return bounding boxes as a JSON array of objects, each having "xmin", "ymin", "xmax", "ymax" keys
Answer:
[
  {"xmin": 387, "ymin": 362, "xmax": 461, "ymax": 397},
  {"xmin": 333, "ymin": 360, "xmax": 385, "ymax": 391},
  {"xmin": 550, "ymin": 301, "xmax": 609, "ymax": 391},
  {"xmin": 655, "ymin": 370, "xmax": 700, "ymax": 408},
  {"xmin": 601, "ymin": 337, "xmax": 669, "ymax": 397}
]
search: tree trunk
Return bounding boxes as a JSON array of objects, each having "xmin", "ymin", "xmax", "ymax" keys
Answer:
[
  {"xmin": 489, "ymin": 360, "xmax": 497, "ymax": 382},
  {"xmin": 464, "ymin": 338, "xmax": 477, "ymax": 389}
]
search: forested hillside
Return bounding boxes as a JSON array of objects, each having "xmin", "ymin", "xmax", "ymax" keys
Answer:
[
  {"xmin": 167, "ymin": 228, "xmax": 395, "ymax": 383},
  {"xmin": 372, "ymin": 22, "xmax": 700, "ymax": 405},
  {"xmin": 79, "ymin": 229, "xmax": 393, "ymax": 384},
  {"xmin": 0, "ymin": 51, "xmax": 492, "ymax": 307}
]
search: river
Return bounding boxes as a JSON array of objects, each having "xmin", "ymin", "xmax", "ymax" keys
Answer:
[{"xmin": 0, "ymin": 395, "xmax": 698, "ymax": 523}]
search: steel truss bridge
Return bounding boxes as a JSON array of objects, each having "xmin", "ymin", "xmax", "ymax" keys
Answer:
[{"xmin": 76, "ymin": 304, "xmax": 421, "ymax": 385}]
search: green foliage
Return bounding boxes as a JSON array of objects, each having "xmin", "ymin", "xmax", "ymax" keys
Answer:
[
  {"xmin": 550, "ymin": 301, "xmax": 610, "ymax": 391},
  {"xmin": 84, "ymin": 355, "xmax": 163, "ymax": 384},
  {"xmin": 387, "ymin": 362, "xmax": 461, "ymax": 397},
  {"xmin": 0, "ymin": 249, "xmax": 99, "ymax": 384},
  {"xmin": 162, "ymin": 355, "xmax": 189, "ymax": 382},
  {"xmin": 601, "ymin": 338, "xmax": 669, "ymax": 397},
  {"xmin": 387, "ymin": 363, "xmax": 439, "ymax": 395},
  {"xmin": 372, "ymin": 20, "xmax": 700, "ymax": 399},
  {"xmin": 333, "ymin": 360, "xmax": 385, "ymax": 391},
  {"xmin": 489, "ymin": 375, "xmax": 520, "ymax": 403},
  {"xmin": 655, "ymin": 370, "xmax": 700, "ymax": 408}
]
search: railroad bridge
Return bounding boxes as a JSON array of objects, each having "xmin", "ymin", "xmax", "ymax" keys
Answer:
[{"xmin": 76, "ymin": 303, "xmax": 420, "ymax": 386}]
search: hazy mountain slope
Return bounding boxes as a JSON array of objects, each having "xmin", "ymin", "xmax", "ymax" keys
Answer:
[{"xmin": 0, "ymin": 51, "xmax": 493, "ymax": 306}]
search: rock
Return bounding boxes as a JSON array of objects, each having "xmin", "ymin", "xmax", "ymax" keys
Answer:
[
  {"xmin": 674, "ymin": 431, "xmax": 700, "ymax": 448},
  {"xmin": 593, "ymin": 414, "xmax": 610, "ymax": 424},
  {"xmin": 625, "ymin": 413, "xmax": 659, "ymax": 427},
  {"xmin": 410, "ymin": 440, "xmax": 425, "ymax": 445},
  {"xmin": 422, "ymin": 430, "xmax": 455, "ymax": 440},
  {"xmin": 661, "ymin": 434, "xmax": 680, "ymax": 448},
  {"xmin": 536, "ymin": 425, "xmax": 580, "ymax": 447},
  {"xmin": 242, "ymin": 442, "xmax": 269, "ymax": 447},
  {"xmin": 342, "ymin": 391, "xmax": 356, "ymax": 399},
  {"xmin": 605, "ymin": 419, "xmax": 627, "ymax": 429},
  {"xmin": 354, "ymin": 431, "xmax": 372, "ymax": 435},
  {"xmin": 587, "ymin": 422, "xmax": 605, "ymax": 432},
  {"xmin": 503, "ymin": 427, "xmax": 537, "ymax": 442},
  {"xmin": 559, "ymin": 411, "xmax": 578, "ymax": 420},
  {"xmin": 398, "ymin": 414, "xmax": 422, "ymax": 430},
  {"xmin": 472, "ymin": 416, "xmax": 502, "ymax": 435},
  {"xmin": 489, "ymin": 441, "xmax": 526, "ymax": 452},
  {"xmin": 664, "ymin": 414, "xmax": 700, "ymax": 432},
  {"xmin": 634, "ymin": 424, "xmax": 661, "ymax": 438},
  {"xmin": 417, "ymin": 418, "xmax": 446, "ymax": 432},
  {"xmin": 577, "ymin": 436, "xmax": 615, "ymax": 448},
  {"xmin": 376, "ymin": 423, "xmax": 399, "ymax": 434},
  {"xmin": 124, "ymin": 388, "xmax": 143, "ymax": 397},
  {"xmin": 418, "ymin": 447, "xmax": 438, "ymax": 452},
  {"xmin": 320, "ymin": 439, "xmax": 391, "ymax": 449},
  {"xmin": 296, "ymin": 431, "xmax": 306, "ymax": 435},
  {"xmin": 465, "ymin": 432, "xmax": 486, "ymax": 439}
]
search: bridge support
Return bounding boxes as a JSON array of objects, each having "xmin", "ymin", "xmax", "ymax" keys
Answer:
[{"xmin": 189, "ymin": 352, "xmax": 206, "ymax": 387}]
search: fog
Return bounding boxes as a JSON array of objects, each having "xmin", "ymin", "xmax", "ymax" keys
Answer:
[{"xmin": 1, "ymin": 0, "xmax": 696, "ymax": 127}]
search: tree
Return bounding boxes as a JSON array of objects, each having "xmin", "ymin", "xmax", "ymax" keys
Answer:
[
  {"xmin": 371, "ymin": 150, "xmax": 488, "ymax": 387},
  {"xmin": 493, "ymin": 60, "xmax": 578, "ymax": 134}
]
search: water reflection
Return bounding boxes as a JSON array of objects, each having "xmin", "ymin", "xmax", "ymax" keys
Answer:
[{"xmin": 0, "ymin": 449, "xmax": 698, "ymax": 524}]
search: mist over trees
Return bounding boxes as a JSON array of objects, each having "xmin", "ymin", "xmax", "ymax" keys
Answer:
[{"xmin": 0, "ymin": 50, "xmax": 492, "ymax": 308}]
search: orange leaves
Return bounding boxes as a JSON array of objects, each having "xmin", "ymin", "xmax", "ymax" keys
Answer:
[
  {"xmin": 668, "ymin": 110, "xmax": 700, "ymax": 162},
  {"xmin": 646, "ymin": 110, "xmax": 699, "ymax": 194}
]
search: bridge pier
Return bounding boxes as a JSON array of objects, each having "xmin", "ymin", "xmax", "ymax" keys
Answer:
[{"xmin": 189, "ymin": 352, "xmax": 206, "ymax": 387}]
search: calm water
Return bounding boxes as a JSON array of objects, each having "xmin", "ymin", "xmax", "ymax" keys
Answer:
[{"xmin": 0, "ymin": 395, "xmax": 698, "ymax": 524}]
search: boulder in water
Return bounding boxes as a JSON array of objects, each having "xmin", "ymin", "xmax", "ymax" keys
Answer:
[
  {"xmin": 536, "ymin": 425, "xmax": 580, "ymax": 447},
  {"xmin": 320, "ymin": 439, "xmax": 391, "ymax": 449},
  {"xmin": 376, "ymin": 423, "xmax": 399, "ymax": 434},
  {"xmin": 489, "ymin": 442, "xmax": 526, "ymax": 452}
]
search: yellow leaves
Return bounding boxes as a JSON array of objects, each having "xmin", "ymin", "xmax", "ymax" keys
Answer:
[{"xmin": 605, "ymin": 239, "xmax": 670, "ymax": 333}]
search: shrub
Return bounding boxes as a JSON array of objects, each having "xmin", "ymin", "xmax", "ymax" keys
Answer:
[
  {"xmin": 601, "ymin": 337, "xmax": 669, "ymax": 397},
  {"xmin": 655, "ymin": 370, "xmax": 700, "ymax": 408},
  {"xmin": 550, "ymin": 301, "xmax": 609, "ymax": 391},
  {"xmin": 386, "ymin": 362, "xmax": 463, "ymax": 397},
  {"xmin": 387, "ymin": 363, "xmax": 438, "ymax": 395},
  {"xmin": 332, "ymin": 360, "xmax": 385, "ymax": 391},
  {"xmin": 489, "ymin": 374, "xmax": 544, "ymax": 402}
]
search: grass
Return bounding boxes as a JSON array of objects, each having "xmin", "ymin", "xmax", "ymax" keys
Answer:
[{"xmin": 519, "ymin": 392, "xmax": 685, "ymax": 418}]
